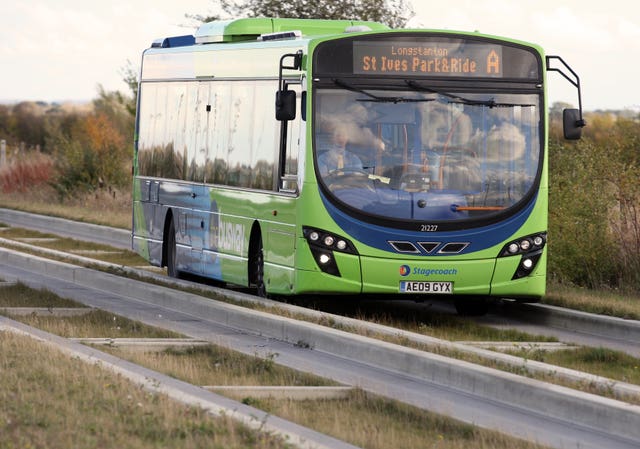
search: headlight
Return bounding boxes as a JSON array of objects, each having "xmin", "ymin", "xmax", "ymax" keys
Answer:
[
  {"xmin": 303, "ymin": 226, "xmax": 358, "ymax": 276},
  {"xmin": 499, "ymin": 232, "xmax": 546, "ymax": 280},
  {"xmin": 500, "ymin": 232, "xmax": 546, "ymax": 257}
]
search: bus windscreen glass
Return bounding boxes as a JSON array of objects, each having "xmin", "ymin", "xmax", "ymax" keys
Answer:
[
  {"xmin": 313, "ymin": 35, "xmax": 542, "ymax": 226},
  {"xmin": 313, "ymin": 89, "xmax": 541, "ymax": 224}
]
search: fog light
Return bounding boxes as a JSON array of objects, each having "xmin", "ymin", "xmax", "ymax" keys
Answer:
[
  {"xmin": 323, "ymin": 235, "xmax": 335, "ymax": 247},
  {"xmin": 522, "ymin": 258, "xmax": 534, "ymax": 270},
  {"xmin": 319, "ymin": 253, "xmax": 331, "ymax": 264}
]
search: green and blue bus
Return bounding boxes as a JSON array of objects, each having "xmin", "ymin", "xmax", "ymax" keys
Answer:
[{"xmin": 132, "ymin": 18, "xmax": 584, "ymax": 314}]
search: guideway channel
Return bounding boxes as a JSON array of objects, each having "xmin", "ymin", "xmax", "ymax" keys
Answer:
[
  {"xmin": 0, "ymin": 247, "xmax": 639, "ymax": 449},
  {"xmin": 3, "ymin": 207, "xmax": 637, "ymax": 357}
]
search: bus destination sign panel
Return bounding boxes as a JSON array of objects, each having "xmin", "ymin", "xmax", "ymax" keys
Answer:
[{"xmin": 353, "ymin": 41, "xmax": 503, "ymax": 78}]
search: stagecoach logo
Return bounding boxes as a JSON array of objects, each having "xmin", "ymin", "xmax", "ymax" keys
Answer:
[{"xmin": 399, "ymin": 265, "xmax": 458, "ymax": 277}]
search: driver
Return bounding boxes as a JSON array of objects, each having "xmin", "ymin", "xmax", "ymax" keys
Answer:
[{"xmin": 317, "ymin": 125, "xmax": 363, "ymax": 176}]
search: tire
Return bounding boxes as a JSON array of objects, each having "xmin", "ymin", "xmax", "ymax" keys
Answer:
[
  {"xmin": 166, "ymin": 218, "xmax": 178, "ymax": 278},
  {"xmin": 250, "ymin": 234, "xmax": 266, "ymax": 298}
]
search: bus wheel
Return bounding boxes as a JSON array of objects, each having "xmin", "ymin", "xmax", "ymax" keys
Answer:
[
  {"xmin": 166, "ymin": 218, "xmax": 178, "ymax": 278},
  {"xmin": 454, "ymin": 297, "xmax": 489, "ymax": 316},
  {"xmin": 249, "ymin": 234, "xmax": 266, "ymax": 297}
]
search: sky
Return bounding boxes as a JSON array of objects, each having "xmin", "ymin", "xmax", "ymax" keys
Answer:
[{"xmin": 1, "ymin": 0, "xmax": 638, "ymax": 111}]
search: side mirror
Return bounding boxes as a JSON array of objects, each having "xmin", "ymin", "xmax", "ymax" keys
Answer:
[
  {"xmin": 276, "ymin": 90, "xmax": 296, "ymax": 121},
  {"xmin": 563, "ymin": 108, "xmax": 585, "ymax": 140}
]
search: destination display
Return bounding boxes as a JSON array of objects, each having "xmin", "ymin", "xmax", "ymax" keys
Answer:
[{"xmin": 353, "ymin": 40, "xmax": 503, "ymax": 77}]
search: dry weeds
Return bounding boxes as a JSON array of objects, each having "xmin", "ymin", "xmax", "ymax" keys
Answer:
[{"xmin": 0, "ymin": 331, "xmax": 290, "ymax": 449}]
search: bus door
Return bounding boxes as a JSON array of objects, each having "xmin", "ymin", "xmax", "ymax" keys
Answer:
[
  {"xmin": 278, "ymin": 82, "xmax": 303, "ymax": 194},
  {"xmin": 268, "ymin": 78, "xmax": 303, "ymax": 280},
  {"xmin": 180, "ymin": 81, "xmax": 210, "ymax": 274}
]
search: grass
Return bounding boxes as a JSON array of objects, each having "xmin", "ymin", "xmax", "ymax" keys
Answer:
[
  {"xmin": 119, "ymin": 347, "xmax": 553, "ymax": 448},
  {"xmin": 0, "ymin": 283, "xmax": 180, "ymax": 339},
  {"xmin": 0, "ymin": 332, "xmax": 291, "ymax": 449},
  {"xmin": 249, "ymin": 390, "xmax": 548, "ymax": 449},
  {"xmin": 508, "ymin": 346, "xmax": 640, "ymax": 386},
  {"xmin": 6, "ymin": 309, "xmax": 182, "ymax": 339},
  {"xmin": 0, "ymin": 151, "xmax": 54, "ymax": 194},
  {"xmin": 0, "ymin": 283, "xmax": 550, "ymax": 449},
  {"xmin": 545, "ymin": 281, "xmax": 640, "ymax": 320},
  {"xmin": 0, "ymin": 226, "xmax": 148, "ymax": 267},
  {"xmin": 0, "ymin": 183, "xmax": 131, "ymax": 229},
  {"xmin": 112, "ymin": 344, "xmax": 337, "ymax": 388},
  {"xmin": 0, "ymin": 281, "xmax": 83, "ymax": 308}
]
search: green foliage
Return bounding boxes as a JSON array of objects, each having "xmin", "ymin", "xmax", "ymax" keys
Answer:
[
  {"xmin": 118, "ymin": 60, "xmax": 139, "ymax": 117},
  {"xmin": 548, "ymin": 114, "xmax": 640, "ymax": 291},
  {"xmin": 50, "ymin": 135, "xmax": 99, "ymax": 198},
  {"xmin": 548, "ymin": 138, "xmax": 616, "ymax": 287},
  {"xmin": 192, "ymin": 0, "xmax": 414, "ymax": 28},
  {"xmin": 0, "ymin": 102, "xmax": 48, "ymax": 150}
]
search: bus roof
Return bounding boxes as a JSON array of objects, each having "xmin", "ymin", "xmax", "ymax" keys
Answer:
[{"xmin": 151, "ymin": 18, "xmax": 390, "ymax": 48}]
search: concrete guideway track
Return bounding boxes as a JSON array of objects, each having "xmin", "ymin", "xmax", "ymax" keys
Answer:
[
  {"xmin": 6, "ymin": 233, "xmax": 640, "ymax": 403},
  {"xmin": 1, "ymin": 248, "xmax": 639, "ymax": 449},
  {"xmin": 0, "ymin": 317, "xmax": 362, "ymax": 449},
  {"xmin": 5, "ymin": 232, "xmax": 640, "ymax": 402},
  {"xmin": 3, "ymin": 206, "xmax": 640, "ymax": 357},
  {"xmin": 481, "ymin": 302, "xmax": 640, "ymax": 358},
  {"xmin": 0, "ymin": 208, "xmax": 130, "ymax": 249}
]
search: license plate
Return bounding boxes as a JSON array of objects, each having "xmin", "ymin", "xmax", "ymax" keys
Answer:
[{"xmin": 399, "ymin": 281, "xmax": 453, "ymax": 294}]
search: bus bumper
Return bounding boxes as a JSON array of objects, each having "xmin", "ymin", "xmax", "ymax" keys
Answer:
[
  {"xmin": 292, "ymin": 249, "xmax": 545, "ymax": 299},
  {"xmin": 359, "ymin": 256, "xmax": 494, "ymax": 296}
]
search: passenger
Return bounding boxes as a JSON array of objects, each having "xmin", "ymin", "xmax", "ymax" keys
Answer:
[{"xmin": 317, "ymin": 126, "xmax": 363, "ymax": 176}]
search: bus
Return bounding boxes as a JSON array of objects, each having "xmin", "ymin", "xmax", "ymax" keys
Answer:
[{"xmin": 132, "ymin": 18, "xmax": 584, "ymax": 315}]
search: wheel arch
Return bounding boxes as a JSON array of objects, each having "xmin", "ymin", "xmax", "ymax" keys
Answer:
[
  {"xmin": 247, "ymin": 220, "xmax": 263, "ymax": 284},
  {"xmin": 161, "ymin": 208, "xmax": 175, "ymax": 268}
]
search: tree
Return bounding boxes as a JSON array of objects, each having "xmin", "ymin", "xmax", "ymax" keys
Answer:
[
  {"xmin": 118, "ymin": 60, "xmax": 139, "ymax": 117},
  {"xmin": 190, "ymin": 0, "xmax": 414, "ymax": 29},
  {"xmin": 45, "ymin": 85, "xmax": 135, "ymax": 198}
]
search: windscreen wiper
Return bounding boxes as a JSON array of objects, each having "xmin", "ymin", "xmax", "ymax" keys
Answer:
[
  {"xmin": 333, "ymin": 78, "xmax": 434, "ymax": 104},
  {"xmin": 405, "ymin": 80, "xmax": 534, "ymax": 108}
]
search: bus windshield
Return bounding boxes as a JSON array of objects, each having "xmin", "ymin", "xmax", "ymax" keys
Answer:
[{"xmin": 314, "ymin": 86, "xmax": 541, "ymax": 223}]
